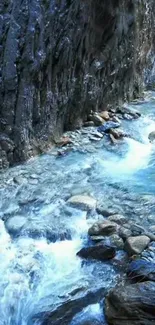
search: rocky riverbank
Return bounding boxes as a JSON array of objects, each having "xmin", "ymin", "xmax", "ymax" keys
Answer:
[{"xmin": 1, "ymin": 94, "xmax": 155, "ymax": 324}]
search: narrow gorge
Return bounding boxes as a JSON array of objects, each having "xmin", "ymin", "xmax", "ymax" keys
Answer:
[
  {"xmin": 0, "ymin": 0, "xmax": 155, "ymax": 168},
  {"xmin": 1, "ymin": 1, "xmax": 155, "ymax": 325}
]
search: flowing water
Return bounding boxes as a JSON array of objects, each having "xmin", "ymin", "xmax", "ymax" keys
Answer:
[{"xmin": 1, "ymin": 93, "xmax": 155, "ymax": 324}]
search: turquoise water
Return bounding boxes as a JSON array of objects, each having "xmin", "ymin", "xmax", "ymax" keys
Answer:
[{"xmin": 0, "ymin": 93, "xmax": 155, "ymax": 324}]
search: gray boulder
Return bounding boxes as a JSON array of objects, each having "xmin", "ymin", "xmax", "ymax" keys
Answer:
[
  {"xmin": 148, "ymin": 131, "xmax": 155, "ymax": 142},
  {"xmin": 124, "ymin": 235, "xmax": 150, "ymax": 255},
  {"xmin": 105, "ymin": 281, "xmax": 155, "ymax": 325},
  {"xmin": 108, "ymin": 214, "xmax": 127, "ymax": 225},
  {"xmin": 67, "ymin": 195, "xmax": 96, "ymax": 211},
  {"xmin": 88, "ymin": 221, "xmax": 117, "ymax": 237},
  {"xmin": 5, "ymin": 216, "xmax": 27, "ymax": 235}
]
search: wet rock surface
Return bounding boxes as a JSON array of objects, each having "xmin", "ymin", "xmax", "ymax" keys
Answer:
[
  {"xmin": 35, "ymin": 287, "xmax": 106, "ymax": 325},
  {"xmin": 105, "ymin": 281, "xmax": 155, "ymax": 325},
  {"xmin": 67, "ymin": 195, "xmax": 96, "ymax": 211},
  {"xmin": 124, "ymin": 235, "xmax": 150, "ymax": 256},
  {"xmin": 88, "ymin": 221, "xmax": 117, "ymax": 237},
  {"xmin": 127, "ymin": 259, "xmax": 155, "ymax": 282},
  {"xmin": 77, "ymin": 245, "xmax": 116, "ymax": 261}
]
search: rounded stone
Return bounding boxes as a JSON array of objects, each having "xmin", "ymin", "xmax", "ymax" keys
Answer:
[
  {"xmin": 148, "ymin": 131, "xmax": 155, "ymax": 142},
  {"xmin": 67, "ymin": 195, "xmax": 96, "ymax": 211},
  {"xmin": 108, "ymin": 214, "xmax": 127, "ymax": 225},
  {"xmin": 109, "ymin": 234, "xmax": 124, "ymax": 250},
  {"xmin": 88, "ymin": 221, "xmax": 117, "ymax": 236},
  {"xmin": 5, "ymin": 216, "xmax": 27, "ymax": 235},
  {"xmin": 124, "ymin": 235, "xmax": 150, "ymax": 256}
]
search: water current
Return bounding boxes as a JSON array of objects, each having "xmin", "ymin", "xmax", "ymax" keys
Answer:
[{"xmin": 1, "ymin": 92, "xmax": 155, "ymax": 324}]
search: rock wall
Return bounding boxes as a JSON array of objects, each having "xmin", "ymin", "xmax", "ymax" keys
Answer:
[{"xmin": 0, "ymin": 0, "xmax": 155, "ymax": 168}]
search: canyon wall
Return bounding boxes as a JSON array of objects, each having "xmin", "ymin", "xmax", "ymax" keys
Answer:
[{"xmin": 0, "ymin": 0, "xmax": 155, "ymax": 168}]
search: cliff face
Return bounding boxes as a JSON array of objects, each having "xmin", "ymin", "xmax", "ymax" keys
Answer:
[{"xmin": 0, "ymin": 0, "xmax": 155, "ymax": 168}]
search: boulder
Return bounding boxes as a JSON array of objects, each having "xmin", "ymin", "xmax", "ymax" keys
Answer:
[
  {"xmin": 91, "ymin": 114, "xmax": 104, "ymax": 126},
  {"xmin": 13, "ymin": 176, "xmax": 28, "ymax": 185},
  {"xmin": 33, "ymin": 286, "xmax": 106, "ymax": 325},
  {"xmin": 90, "ymin": 236, "xmax": 106, "ymax": 242},
  {"xmin": 5, "ymin": 216, "xmax": 27, "ymax": 235},
  {"xmin": 77, "ymin": 244, "xmax": 116, "ymax": 261},
  {"xmin": 90, "ymin": 130, "xmax": 103, "ymax": 138},
  {"xmin": 148, "ymin": 131, "xmax": 155, "ymax": 142},
  {"xmin": 105, "ymin": 281, "xmax": 155, "ymax": 325},
  {"xmin": 99, "ymin": 111, "xmax": 110, "ymax": 121},
  {"xmin": 119, "ymin": 227, "xmax": 132, "ymax": 240},
  {"xmin": 96, "ymin": 206, "xmax": 118, "ymax": 217},
  {"xmin": 56, "ymin": 136, "xmax": 73, "ymax": 147},
  {"xmin": 127, "ymin": 259, "xmax": 155, "ymax": 282},
  {"xmin": 124, "ymin": 235, "xmax": 150, "ymax": 256},
  {"xmin": 112, "ymin": 116, "xmax": 121, "ymax": 124},
  {"xmin": 97, "ymin": 122, "xmax": 120, "ymax": 133},
  {"xmin": 88, "ymin": 221, "xmax": 117, "ymax": 237},
  {"xmin": 109, "ymin": 234, "xmax": 124, "ymax": 250},
  {"xmin": 123, "ymin": 113, "xmax": 133, "ymax": 120},
  {"xmin": 67, "ymin": 195, "xmax": 96, "ymax": 211},
  {"xmin": 83, "ymin": 121, "xmax": 95, "ymax": 127},
  {"xmin": 117, "ymin": 106, "xmax": 140, "ymax": 119},
  {"xmin": 109, "ymin": 128, "xmax": 126, "ymax": 139},
  {"xmin": 109, "ymin": 134, "xmax": 117, "ymax": 144},
  {"xmin": 149, "ymin": 225, "xmax": 155, "ymax": 233},
  {"xmin": 108, "ymin": 214, "xmax": 127, "ymax": 225}
]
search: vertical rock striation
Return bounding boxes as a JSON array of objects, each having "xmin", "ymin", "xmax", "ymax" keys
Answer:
[{"xmin": 0, "ymin": 0, "xmax": 155, "ymax": 168}]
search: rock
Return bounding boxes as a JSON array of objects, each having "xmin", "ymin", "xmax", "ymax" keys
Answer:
[
  {"xmin": 97, "ymin": 122, "xmax": 120, "ymax": 133},
  {"xmin": 112, "ymin": 116, "xmax": 121, "ymax": 124},
  {"xmin": 109, "ymin": 128, "xmax": 126, "ymax": 139},
  {"xmin": 109, "ymin": 234, "xmax": 124, "ymax": 250},
  {"xmin": 89, "ymin": 136, "xmax": 101, "ymax": 142},
  {"xmin": 118, "ymin": 106, "xmax": 141, "ymax": 119},
  {"xmin": 67, "ymin": 195, "xmax": 96, "ymax": 211},
  {"xmin": 5, "ymin": 216, "xmax": 27, "ymax": 235},
  {"xmin": 123, "ymin": 113, "xmax": 133, "ymax": 120},
  {"xmin": 33, "ymin": 286, "xmax": 106, "ymax": 325},
  {"xmin": 149, "ymin": 225, "xmax": 155, "ymax": 233},
  {"xmin": 124, "ymin": 235, "xmax": 150, "ymax": 256},
  {"xmin": 90, "ymin": 130, "xmax": 103, "ymax": 138},
  {"xmin": 105, "ymin": 281, "xmax": 155, "ymax": 325},
  {"xmin": 29, "ymin": 178, "xmax": 38, "ymax": 185},
  {"xmin": 30, "ymin": 174, "xmax": 39, "ymax": 179},
  {"xmin": 127, "ymin": 259, "xmax": 155, "ymax": 282},
  {"xmin": 99, "ymin": 111, "xmax": 110, "ymax": 121},
  {"xmin": 57, "ymin": 148, "xmax": 72, "ymax": 157},
  {"xmin": 90, "ymin": 236, "xmax": 106, "ymax": 242},
  {"xmin": 108, "ymin": 214, "xmax": 127, "ymax": 225},
  {"xmin": 148, "ymin": 131, "xmax": 155, "ymax": 142},
  {"xmin": 88, "ymin": 221, "xmax": 117, "ymax": 236},
  {"xmin": 96, "ymin": 206, "xmax": 118, "ymax": 217},
  {"xmin": 83, "ymin": 121, "xmax": 95, "ymax": 127},
  {"xmin": 13, "ymin": 176, "xmax": 28, "ymax": 185},
  {"xmin": 77, "ymin": 244, "xmax": 116, "ymax": 261},
  {"xmin": 109, "ymin": 134, "xmax": 117, "ymax": 144},
  {"xmin": 56, "ymin": 136, "xmax": 73, "ymax": 147},
  {"xmin": 91, "ymin": 114, "xmax": 104, "ymax": 126},
  {"xmin": 119, "ymin": 227, "xmax": 132, "ymax": 240}
]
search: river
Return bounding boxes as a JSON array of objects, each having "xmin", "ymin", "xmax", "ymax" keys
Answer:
[{"xmin": 0, "ymin": 92, "xmax": 155, "ymax": 324}]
